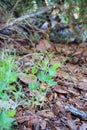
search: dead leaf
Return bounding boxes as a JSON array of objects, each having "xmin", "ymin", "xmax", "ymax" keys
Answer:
[
  {"xmin": 40, "ymin": 82, "xmax": 48, "ymax": 90},
  {"xmin": 53, "ymin": 86, "xmax": 67, "ymax": 94},
  {"xmin": 36, "ymin": 39, "xmax": 52, "ymax": 51},
  {"xmin": 79, "ymin": 42, "xmax": 87, "ymax": 49},
  {"xmin": 19, "ymin": 74, "xmax": 37, "ymax": 84},
  {"xmin": 16, "ymin": 110, "xmax": 46, "ymax": 130},
  {"xmin": 46, "ymin": 91, "xmax": 53, "ymax": 101},
  {"xmin": 82, "ymin": 68, "xmax": 87, "ymax": 75},
  {"xmin": 36, "ymin": 109, "xmax": 54, "ymax": 119},
  {"xmin": 78, "ymin": 78, "xmax": 87, "ymax": 90}
]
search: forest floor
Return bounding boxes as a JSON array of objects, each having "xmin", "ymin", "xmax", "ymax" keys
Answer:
[
  {"xmin": 12, "ymin": 40, "xmax": 87, "ymax": 130},
  {"xmin": 0, "ymin": 33, "xmax": 87, "ymax": 130},
  {"xmin": 0, "ymin": 3, "xmax": 87, "ymax": 129}
]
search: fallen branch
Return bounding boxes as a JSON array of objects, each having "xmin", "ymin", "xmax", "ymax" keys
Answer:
[
  {"xmin": 65, "ymin": 105, "xmax": 87, "ymax": 121},
  {"xmin": 0, "ymin": 6, "xmax": 55, "ymax": 30}
]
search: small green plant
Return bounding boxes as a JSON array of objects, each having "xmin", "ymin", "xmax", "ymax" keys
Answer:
[
  {"xmin": 0, "ymin": 109, "xmax": 15, "ymax": 130},
  {"xmin": 0, "ymin": 52, "xmax": 24, "ymax": 102},
  {"xmin": 28, "ymin": 56, "xmax": 61, "ymax": 107},
  {"xmin": 0, "ymin": 52, "xmax": 24, "ymax": 129},
  {"xmin": 0, "ymin": 58, "xmax": 18, "ymax": 100},
  {"xmin": 38, "ymin": 62, "xmax": 61, "ymax": 86}
]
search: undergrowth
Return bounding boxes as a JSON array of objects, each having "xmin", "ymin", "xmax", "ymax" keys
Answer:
[
  {"xmin": 22, "ymin": 52, "xmax": 61, "ymax": 107},
  {"xmin": 0, "ymin": 51, "xmax": 61, "ymax": 129},
  {"xmin": 0, "ymin": 52, "xmax": 22, "ymax": 130}
]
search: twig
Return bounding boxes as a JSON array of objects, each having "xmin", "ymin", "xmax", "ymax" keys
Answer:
[
  {"xmin": 0, "ymin": 6, "xmax": 53, "ymax": 30},
  {"xmin": 65, "ymin": 105, "xmax": 87, "ymax": 121},
  {"xmin": 11, "ymin": 0, "xmax": 21, "ymax": 13}
]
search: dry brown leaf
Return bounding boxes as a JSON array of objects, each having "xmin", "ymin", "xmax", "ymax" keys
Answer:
[
  {"xmin": 40, "ymin": 82, "xmax": 48, "ymax": 90},
  {"xmin": 16, "ymin": 111, "xmax": 46, "ymax": 130},
  {"xmin": 53, "ymin": 86, "xmax": 67, "ymax": 94},
  {"xmin": 36, "ymin": 39, "xmax": 52, "ymax": 51},
  {"xmin": 77, "ymin": 104, "xmax": 87, "ymax": 111},
  {"xmin": 36, "ymin": 109, "xmax": 54, "ymax": 119},
  {"xmin": 78, "ymin": 78, "xmax": 87, "ymax": 90},
  {"xmin": 79, "ymin": 42, "xmax": 87, "ymax": 49},
  {"xmin": 19, "ymin": 74, "xmax": 37, "ymax": 84},
  {"xmin": 67, "ymin": 88, "xmax": 80, "ymax": 96}
]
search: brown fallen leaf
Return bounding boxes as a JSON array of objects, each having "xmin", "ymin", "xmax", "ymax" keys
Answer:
[
  {"xmin": 53, "ymin": 86, "xmax": 67, "ymax": 94},
  {"xmin": 19, "ymin": 74, "xmax": 37, "ymax": 84},
  {"xmin": 46, "ymin": 91, "xmax": 53, "ymax": 101},
  {"xmin": 16, "ymin": 111, "xmax": 46, "ymax": 129},
  {"xmin": 67, "ymin": 88, "xmax": 80, "ymax": 96},
  {"xmin": 82, "ymin": 68, "xmax": 87, "ymax": 75},
  {"xmin": 78, "ymin": 78, "xmax": 87, "ymax": 90},
  {"xmin": 72, "ymin": 51, "xmax": 82, "ymax": 57},
  {"xmin": 36, "ymin": 39, "xmax": 52, "ymax": 51},
  {"xmin": 79, "ymin": 42, "xmax": 87, "ymax": 49},
  {"xmin": 76, "ymin": 102, "xmax": 87, "ymax": 111},
  {"xmin": 36, "ymin": 109, "xmax": 54, "ymax": 119}
]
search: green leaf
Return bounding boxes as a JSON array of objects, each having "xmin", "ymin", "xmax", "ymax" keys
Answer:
[
  {"xmin": 31, "ymin": 66, "xmax": 38, "ymax": 74},
  {"xmin": 83, "ymin": 24, "xmax": 87, "ymax": 29},
  {"xmin": 0, "ymin": 81, "xmax": 7, "ymax": 92},
  {"xmin": 45, "ymin": 74, "xmax": 51, "ymax": 81},
  {"xmin": 48, "ymin": 67, "xmax": 56, "ymax": 77},
  {"xmin": 40, "ymin": 59, "xmax": 49, "ymax": 72},
  {"xmin": 0, "ymin": 110, "xmax": 14, "ymax": 129},
  {"xmin": 52, "ymin": 62, "xmax": 61, "ymax": 70},
  {"xmin": 28, "ymin": 82, "xmax": 39, "ymax": 91},
  {"xmin": 46, "ymin": 79, "xmax": 57, "ymax": 86},
  {"xmin": 43, "ymin": 59, "xmax": 49, "ymax": 67},
  {"xmin": 9, "ymin": 85, "xmax": 17, "ymax": 91},
  {"xmin": 6, "ymin": 110, "xmax": 16, "ymax": 117},
  {"xmin": 0, "ymin": 93, "xmax": 9, "ymax": 100},
  {"xmin": 38, "ymin": 71, "xmax": 46, "ymax": 82},
  {"xmin": 8, "ymin": 72, "xmax": 18, "ymax": 84}
]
